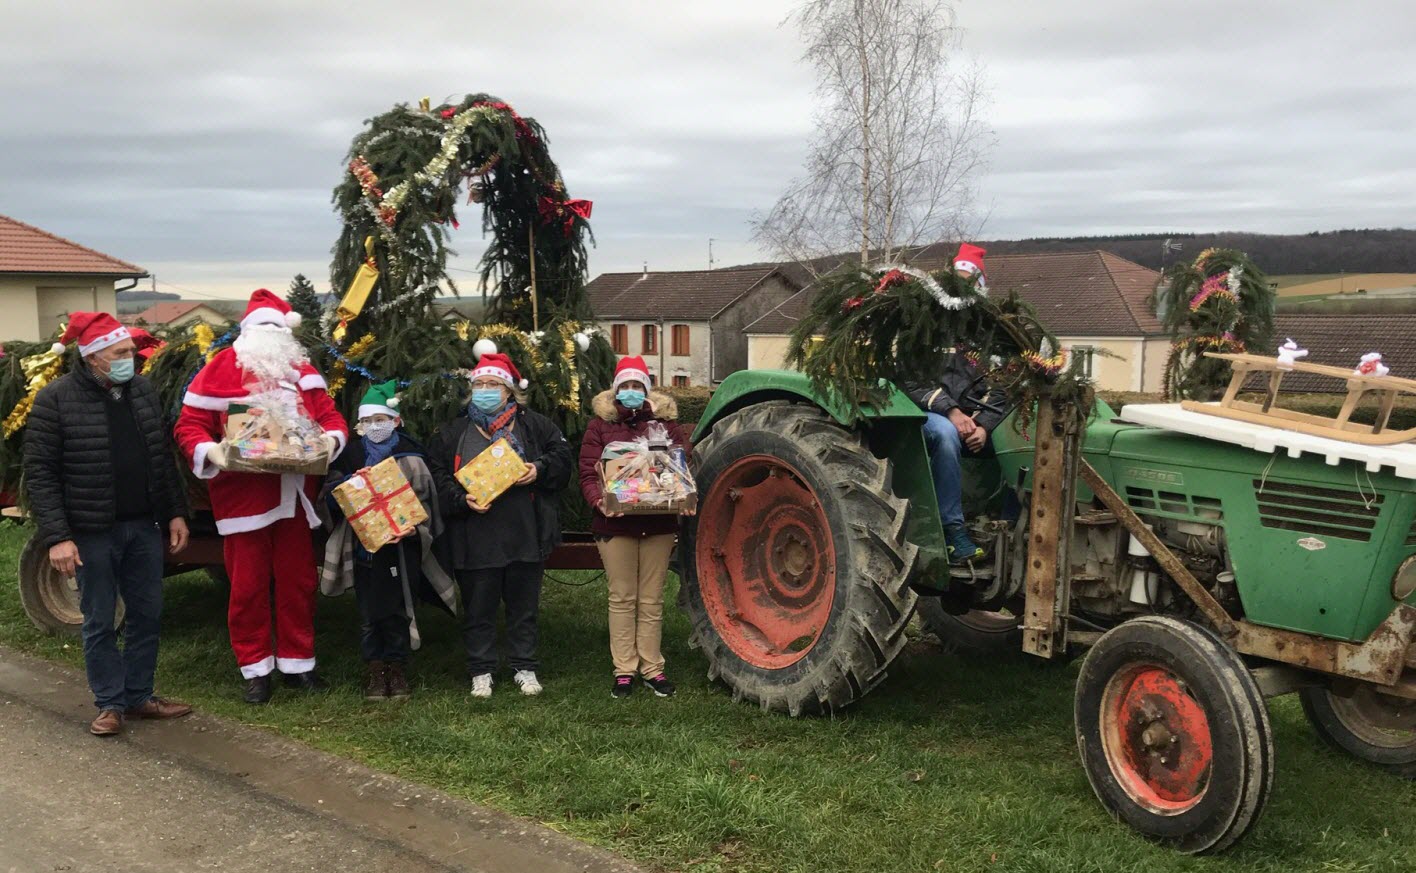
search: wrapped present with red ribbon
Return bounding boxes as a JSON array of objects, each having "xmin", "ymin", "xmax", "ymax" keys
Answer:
[{"xmin": 333, "ymin": 457, "xmax": 429, "ymax": 552}]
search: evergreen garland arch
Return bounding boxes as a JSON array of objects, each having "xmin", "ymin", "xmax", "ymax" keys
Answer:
[{"xmin": 326, "ymin": 93, "xmax": 614, "ymax": 437}]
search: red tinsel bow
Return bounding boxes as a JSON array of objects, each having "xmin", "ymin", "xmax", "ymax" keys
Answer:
[
  {"xmin": 874, "ymin": 269, "xmax": 909, "ymax": 294},
  {"xmin": 842, "ymin": 296, "xmax": 865, "ymax": 312},
  {"xmin": 537, "ymin": 196, "xmax": 593, "ymax": 235},
  {"xmin": 440, "ymin": 107, "xmax": 457, "ymax": 118}
]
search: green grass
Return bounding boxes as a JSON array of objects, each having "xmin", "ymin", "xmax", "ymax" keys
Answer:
[{"xmin": 2, "ymin": 522, "xmax": 1414, "ymax": 872}]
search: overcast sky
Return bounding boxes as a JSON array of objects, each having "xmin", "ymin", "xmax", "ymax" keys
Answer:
[{"xmin": 3, "ymin": 0, "xmax": 1412, "ymax": 299}]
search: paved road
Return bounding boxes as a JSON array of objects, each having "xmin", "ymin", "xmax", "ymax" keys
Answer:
[{"xmin": 0, "ymin": 647, "xmax": 641, "ymax": 873}]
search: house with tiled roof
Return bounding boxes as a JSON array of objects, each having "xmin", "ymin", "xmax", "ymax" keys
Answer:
[
  {"xmin": 586, "ymin": 266, "xmax": 801, "ymax": 386},
  {"xmin": 0, "ymin": 213, "xmax": 147, "ymax": 341},
  {"xmin": 745, "ymin": 250, "xmax": 1171, "ymax": 393},
  {"xmin": 123, "ymin": 300, "xmax": 230, "ymax": 328}
]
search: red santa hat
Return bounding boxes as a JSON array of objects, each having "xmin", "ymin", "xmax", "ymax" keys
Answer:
[
  {"xmin": 954, "ymin": 243, "xmax": 987, "ymax": 281},
  {"xmin": 241, "ymin": 288, "xmax": 302, "ymax": 330},
  {"xmin": 52, "ymin": 311, "xmax": 131, "ymax": 357},
  {"xmin": 469, "ymin": 352, "xmax": 528, "ymax": 390},
  {"xmin": 613, "ymin": 355, "xmax": 651, "ymax": 390}
]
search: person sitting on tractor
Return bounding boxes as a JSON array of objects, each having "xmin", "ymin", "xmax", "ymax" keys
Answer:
[{"xmin": 905, "ymin": 243, "xmax": 1011, "ymax": 565}]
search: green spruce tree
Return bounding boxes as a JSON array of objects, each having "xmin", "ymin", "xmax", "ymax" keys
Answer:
[{"xmin": 286, "ymin": 273, "xmax": 324, "ymax": 326}]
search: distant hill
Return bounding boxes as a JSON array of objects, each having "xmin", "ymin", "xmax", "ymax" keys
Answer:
[{"xmin": 980, "ymin": 229, "xmax": 1416, "ymax": 275}]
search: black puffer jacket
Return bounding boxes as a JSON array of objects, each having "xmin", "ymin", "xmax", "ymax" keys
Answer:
[
  {"xmin": 24, "ymin": 366, "xmax": 188, "ymax": 548},
  {"xmin": 902, "ymin": 351, "xmax": 1012, "ymax": 434}
]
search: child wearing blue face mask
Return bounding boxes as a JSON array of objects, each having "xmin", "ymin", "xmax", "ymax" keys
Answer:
[
  {"xmin": 578, "ymin": 356, "xmax": 694, "ymax": 699},
  {"xmin": 320, "ymin": 381, "xmax": 455, "ymax": 701},
  {"xmin": 428, "ymin": 351, "xmax": 573, "ymax": 700}
]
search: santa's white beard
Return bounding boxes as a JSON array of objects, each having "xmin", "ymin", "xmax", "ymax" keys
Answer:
[{"xmin": 234, "ymin": 326, "xmax": 309, "ymax": 384}]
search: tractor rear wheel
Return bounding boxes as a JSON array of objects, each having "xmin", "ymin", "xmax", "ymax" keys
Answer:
[
  {"xmin": 680, "ymin": 401, "xmax": 918, "ymax": 715},
  {"xmin": 1300, "ymin": 683, "xmax": 1416, "ymax": 778},
  {"xmin": 18, "ymin": 533, "xmax": 124, "ymax": 636},
  {"xmin": 916, "ymin": 597, "xmax": 1022, "ymax": 656},
  {"xmin": 1075, "ymin": 616, "xmax": 1273, "ymax": 854}
]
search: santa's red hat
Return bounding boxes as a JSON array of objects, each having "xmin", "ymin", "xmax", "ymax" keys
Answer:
[
  {"xmin": 954, "ymin": 243, "xmax": 987, "ymax": 280},
  {"xmin": 52, "ymin": 311, "xmax": 131, "ymax": 357},
  {"xmin": 613, "ymin": 356, "xmax": 650, "ymax": 390},
  {"xmin": 241, "ymin": 288, "xmax": 302, "ymax": 330},
  {"xmin": 469, "ymin": 352, "xmax": 528, "ymax": 390}
]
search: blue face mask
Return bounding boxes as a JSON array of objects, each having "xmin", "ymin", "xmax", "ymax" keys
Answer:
[
  {"xmin": 616, "ymin": 389, "xmax": 646, "ymax": 409},
  {"xmin": 471, "ymin": 388, "xmax": 505, "ymax": 413},
  {"xmin": 107, "ymin": 357, "xmax": 136, "ymax": 384}
]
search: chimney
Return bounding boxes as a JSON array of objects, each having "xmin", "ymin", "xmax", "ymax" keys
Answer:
[{"xmin": 642, "ymin": 261, "xmax": 648, "ymax": 275}]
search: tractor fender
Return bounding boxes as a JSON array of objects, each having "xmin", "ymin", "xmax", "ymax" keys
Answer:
[{"xmin": 693, "ymin": 369, "xmax": 924, "ymax": 442}]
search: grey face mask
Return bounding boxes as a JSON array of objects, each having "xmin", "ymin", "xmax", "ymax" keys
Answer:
[{"xmin": 361, "ymin": 420, "xmax": 397, "ymax": 443}]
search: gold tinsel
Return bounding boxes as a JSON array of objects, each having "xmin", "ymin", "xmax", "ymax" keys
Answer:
[
  {"xmin": 328, "ymin": 333, "xmax": 377, "ymax": 396},
  {"xmin": 193, "ymin": 323, "xmax": 217, "ymax": 361},
  {"xmin": 3, "ymin": 348, "xmax": 66, "ymax": 438}
]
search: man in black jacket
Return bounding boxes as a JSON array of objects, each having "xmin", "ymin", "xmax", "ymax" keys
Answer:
[
  {"xmin": 24, "ymin": 312, "xmax": 192, "ymax": 736},
  {"xmin": 904, "ymin": 244, "xmax": 1010, "ymax": 564}
]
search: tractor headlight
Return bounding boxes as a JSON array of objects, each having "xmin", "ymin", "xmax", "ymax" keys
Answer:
[{"xmin": 1393, "ymin": 555, "xmax": 1416, "ymax": 601}]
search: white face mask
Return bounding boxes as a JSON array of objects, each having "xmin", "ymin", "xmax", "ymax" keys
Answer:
[{"xmin": 360, "ymin": 420, "xmax": 397, "ymax": 443}]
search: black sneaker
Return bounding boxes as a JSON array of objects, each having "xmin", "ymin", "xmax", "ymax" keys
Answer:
[
  {"xmin": 611, "ymin": 675, "xmax": 634, "ymax": 699},
  {"xmin": 643, "ymin": 673, "xmax": 676, "ymax": 698}
]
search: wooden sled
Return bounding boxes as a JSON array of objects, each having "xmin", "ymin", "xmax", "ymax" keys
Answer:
[{"xmin": 1180, "ymin": 352, "xmax": 1416, "ymax": 446}]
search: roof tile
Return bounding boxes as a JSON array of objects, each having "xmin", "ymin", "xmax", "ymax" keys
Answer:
[
  {"xmin": 587, "ymin": 267, "xmax": 789, "ymax": 320},
  {"xmin": 0, "ymin": 213, "xmax": 145, "ymax": 276},
  {"xmin": 745, "ymin": 250, "xmax": 1164, "ymax": 337}
]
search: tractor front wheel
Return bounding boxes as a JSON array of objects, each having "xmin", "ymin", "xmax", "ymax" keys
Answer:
[
  {"xmin": 1075, "ymin": 616, "xmax": 1273, "ymax": 854},
  {"xmin": 1300, "ymin": 683, "xmax": 1416, "ymax": 778},
  {"xmin": 680, "ymin": 402, "xmax": 918, "ymax": 715}
]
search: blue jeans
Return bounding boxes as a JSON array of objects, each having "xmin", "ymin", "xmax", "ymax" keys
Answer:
[
  {"xmin": 922, "ymin": 412, "xmax": 967, "ymax": 529},
  {"xmin": 73, "ymin": 520, "xmax": 165, "ymax": 712}
]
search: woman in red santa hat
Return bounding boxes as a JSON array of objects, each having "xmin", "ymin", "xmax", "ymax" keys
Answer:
[
  {"xmin": 428, "ymin": 346, "xmax": 573, "ymax": 699},
  {"xmin": 174, "ymin": 289, "xmax": 349, "ymax": 704}
]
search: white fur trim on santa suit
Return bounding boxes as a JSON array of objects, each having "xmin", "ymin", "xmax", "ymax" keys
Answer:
[
  {"xmin": 192, "ymin": 442, "xmax": 221, "ymax": 480},
  {"xmin": 276, "ymin": 657, "xmax": 316, "ymax": 675},
  {"xmin": 613, "ymin": 367, "xmax": 650, "ymax": 390},
  {"xmin": 324, "ymin": 429, "xmax": 346, "ymax": 457},
  {"xmin": 242, "ymin": 307, "xmax": 289, "ymax": 330},
  {"xmin": 239, "ymin": 656, "xmax": 276, "ymax": 680},
  {"xmin": 182, "ymin": 391, "xmax": 233, "ymax": 411},
  {"xmin": 77, "ymin": 326, "xmax": 132, "ymax": 357},
  {"xmin": 213, "ymin": 473, "xmax": 322, "ymax": 536},
  {"xmin": 298, "ymin": 372, "xmax": 326, "ymax": 391}
]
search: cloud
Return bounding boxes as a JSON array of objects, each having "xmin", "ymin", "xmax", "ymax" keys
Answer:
[{"xmin": 1, "ymin": 0, "xmax": 1412, "ymax": 296}]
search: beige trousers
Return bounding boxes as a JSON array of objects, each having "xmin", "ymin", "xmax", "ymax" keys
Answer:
[{"xmin": 596, "ymin": 534, "xmax": 676, "ymax": 677}]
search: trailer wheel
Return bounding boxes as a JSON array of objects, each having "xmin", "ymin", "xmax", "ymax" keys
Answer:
[
  {"xmin": 1075, "ymin": 616, "xmax": 1273, "ymax": 854},
  {"xmin": 1300, "ymin": 684, "xmax": 1416, "ymax": 778},
  {"xmin": 17, "ymin": 534, "xmax": 124, "ymax": 636},
  {"xmin": 915, "ymin": 597, "xmax": 1021, "ymax": 656},
  {"xmin": 680, "ymin": 401, "xmax": 918, "ymax": 715}
]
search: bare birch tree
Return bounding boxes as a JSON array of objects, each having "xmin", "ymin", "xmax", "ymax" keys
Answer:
[{"xmin": 754, "ymin": 0, "xmax": 991, "ymax": 274}]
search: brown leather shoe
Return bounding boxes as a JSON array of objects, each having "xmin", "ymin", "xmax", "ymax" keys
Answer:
[
  {"xmin": 363, "ymin": 661, "xmax": 388, "ymax": 701},
  {"xmin": 90, "ymin": 709, "xmax": 123, "ymax": 737},
  {"xmin": 127, "ymin": 696, "xmax": 193, "ymax": 720},
  {"xmin": 385, "ymin": 663, "xmax": 411, "ymax": 699}
]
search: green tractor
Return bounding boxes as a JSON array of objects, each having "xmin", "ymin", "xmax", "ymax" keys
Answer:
[{"xmin": 680, "ymin": 369, "xmax": 1416, "ymax": 853}]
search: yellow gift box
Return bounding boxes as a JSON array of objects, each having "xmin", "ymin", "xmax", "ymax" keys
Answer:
[
  {"xmin": 455, "ymin": 438, "xmax": 525, "ymax": 507},
  {"xmin": 333, "ymin": 457, "xmax": 429, "ymax": 552}
]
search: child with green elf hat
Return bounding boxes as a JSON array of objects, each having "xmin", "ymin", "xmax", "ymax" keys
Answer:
[{"xmin": 319, "ymin": 381, "xmax": 457, "ymax": 700}]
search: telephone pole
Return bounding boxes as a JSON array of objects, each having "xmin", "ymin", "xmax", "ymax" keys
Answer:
[{"xmin": 708, "ymin": 238, "xmax": 716, "ymax": 270}]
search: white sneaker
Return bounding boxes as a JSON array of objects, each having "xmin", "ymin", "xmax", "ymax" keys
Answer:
[
  {"xmin": 470, "ymin": 673, "xmax": 493, "ymax": 698},
  {"xmin": 513, "ymin": 670, "xmax": 542, "ymax": 696}
]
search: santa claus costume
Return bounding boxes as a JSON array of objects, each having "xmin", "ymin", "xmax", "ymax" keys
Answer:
[{"xmin": 174, "ymin": 289, "xmax": 348, "ymax": 702}]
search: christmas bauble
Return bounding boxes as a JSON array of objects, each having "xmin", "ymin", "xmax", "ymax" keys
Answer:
[{"xmin": 472, "ymin": 338, "xmax": 498, "ymax": 360}]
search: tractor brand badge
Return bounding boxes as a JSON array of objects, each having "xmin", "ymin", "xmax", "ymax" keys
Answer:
[
  {"xmin": 1296, "ymin": 537, "xmax": 1327, "ymax": 551},
  {"xmin": 1121, "ymin": 466, "xmax": 1184, "ymax": 487}
]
